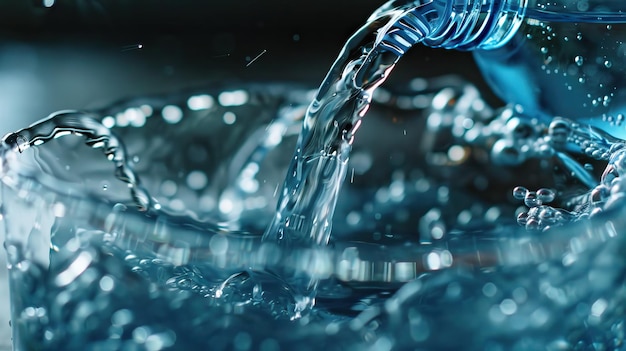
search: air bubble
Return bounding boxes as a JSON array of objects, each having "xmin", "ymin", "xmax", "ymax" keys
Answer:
[
  {"xmin": 218, "ymin": 90, "xmax": 249, "ymax": 107},
  {"xmin": 536, "ymin": 188, "xmax": 556, "ymax": 203},
  {"xmin": 162, "ymin": 105, "xmax": 183, "ymax": 124},
  {"xmin": 223, "ymin": 112, "xmax": 237, "ymax": 125},
  {"xmin": 187, "ymin": 94, "xmax": 214, "ymax": 111},
  {"xmin": 517, "ymin": 212, "xmax": 528, "ymax": 225},
  {"xmin": 548, "ymin": 118, "xmax": 571, "ymax": 148},
  {"xmin": 186, "ymin": 170, "xmax": 208, "ymax": 190},
  {"xmin": 102, "ymin": 116, "xmax": 115, "ymax": 128},
  {"xmin": 524, "ymin": 191, "xmax": 541, "ymax": 207},
  {"xmin": 525, "ymin": 218, "xmax": 540, "ymax": 231},
  {"xmin": 512, "ymin": 186, "xmax": 528, "ymax": 200}
]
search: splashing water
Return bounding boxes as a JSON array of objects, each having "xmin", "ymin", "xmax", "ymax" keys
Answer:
[
  {"xmin": 3, "ymin": 2, "xmax": 626, "ymax": 351},
  {"xmin": 262, "ymin": 2, "xmax": 431, "ymax": 249}
]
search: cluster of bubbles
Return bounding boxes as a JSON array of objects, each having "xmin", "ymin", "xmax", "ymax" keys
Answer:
[
  {"xmin": 512, "ymin": 186, "xmax": 572, "ymax": 231},
  {"xmin": 469, "ymin": 109, "xmax": 626, "ymax": 232}
]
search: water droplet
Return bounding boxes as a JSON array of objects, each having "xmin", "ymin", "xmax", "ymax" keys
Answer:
[{"xmin": 574, "ymin": 56, "xmax": 584, "ymax": 66}]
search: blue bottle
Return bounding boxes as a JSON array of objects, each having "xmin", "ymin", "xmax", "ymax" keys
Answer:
[{"xmin": 377, "ymin": 0, "xmax": 626, "ymax": 135}]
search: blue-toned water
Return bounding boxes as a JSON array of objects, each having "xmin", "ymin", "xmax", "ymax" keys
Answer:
[{"xmin": 3, "ymin": 1, "xmax": 626, "ymax": 350}]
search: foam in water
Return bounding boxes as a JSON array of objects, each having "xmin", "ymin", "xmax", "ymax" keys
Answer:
[{"xmin": 3, "ymin": 1, "xmax": 626, "ymax": 350}]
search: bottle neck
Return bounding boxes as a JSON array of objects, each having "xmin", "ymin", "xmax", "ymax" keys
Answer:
[
  {"xmin": 425, "ymin": 0, "xmax": 528, "ymax": 50},
  {"xmin": 374, "ymin": 0, "xmax": 625, "ymax": 56}
]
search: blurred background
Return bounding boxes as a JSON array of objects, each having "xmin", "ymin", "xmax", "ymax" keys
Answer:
[
  {"xmin": 0, "ymin": 0, "xmax": 497, "ymax": 134},
  {"xmin": 0, "ymin": 0, "xmax": 498, "ymax": 349}
]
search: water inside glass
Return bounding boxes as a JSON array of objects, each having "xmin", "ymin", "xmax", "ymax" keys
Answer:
[{"xmin": 2, "ymin": 75, "xmax": 626, "ymax": 350}]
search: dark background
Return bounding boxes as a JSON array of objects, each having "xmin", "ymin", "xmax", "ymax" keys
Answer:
[{"xmin": 0, "ymin": 0, "xmax": 498, "ymax": 134}]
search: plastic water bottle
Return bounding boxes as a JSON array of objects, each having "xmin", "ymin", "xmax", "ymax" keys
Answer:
[
  {"xmin": 376, "ymin": 0, "xmax": 626, "ymax": 134},
  {"xmin": 472, "ymin": 1, "xmax": 626, "ymax": 133}
]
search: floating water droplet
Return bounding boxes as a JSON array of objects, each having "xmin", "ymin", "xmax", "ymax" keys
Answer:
[{"xmin": 574, "ymin": 56, "xmax": 584, "ymax": 66}]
